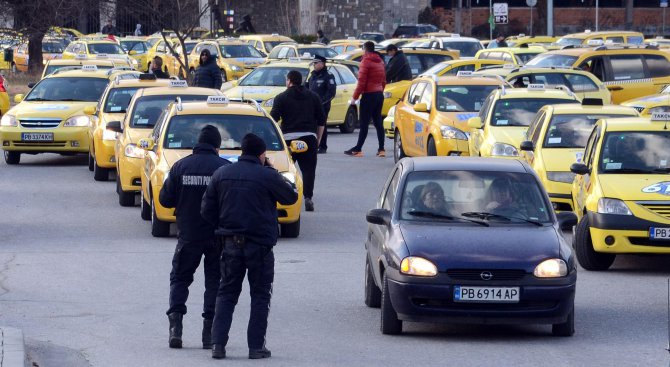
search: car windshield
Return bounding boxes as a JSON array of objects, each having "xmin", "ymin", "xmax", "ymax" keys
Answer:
[
  {"xmin": 43, "ymin": 42, "xmax": 64, "ymax": 53},
  {"xmin": 88, "ymin": 43, "xmax": 124, "ymax": 54},
  {"xmin": 515, "ymin": 52, "xmax": 542, "ymax": 65},
  {"xmin": 491, "ymin": 98, "xmax": 574, "ymax": 126},
  {"xmin": 422, "ymin": 62, "xmax": 451, "ymax": 76},
  {"xmin": 556, "ymin": 37, "xmax": 584, "ymax": 46},
  {"xmin": 183, "ymin": 43, "xmax": 196, "ymax": 54},
  {"xmin": 239, "ymin": 67, "xmax": 309, "ymax": 86},
  {"xmin": 436, "ymin": 85, "xmax": 498, "ymax": 112},
  {"xmin": 219, "ymin": 44, "xmax": 263, "ymax": 58},
  {"xmin": 103, "ymin": 87, "xmax": 142, "ymax": 113},
  {"xmin": 120, "ymin": 40, "xmax": 146, "ymax": 52},
  {"xmin": 599, "ymin": 131, "xmax": 670, "ymax": 174},
  {"xmin": 442, "ymin": 41, "xmax": 482, "ymax": 58},
  {"xmin": 25, "ymin": 77, "xmax": 109, "ymax": 102},
  {"xmin": 400, "ymin": 170, "xmax": 552, "ymax": 224},
  {"xmin": 391, "ymin": 54, "xmax": 454, "ymax": 76},
  {"xmin": 544, "ymin": 114, "xmax": 635, "ymax": 148},
  {"xmin": 526, "ymin": 54, "xmax": 578, "ymax": 67},
  {"xmin": 129, "ymin": 94, "xmax": 211, "ymax": 128},
  {"xmin": 263, "ymin": 41, "xmax": 283, "ymax": 52},
  {"xmin": 298, "ymin": 47, "xmax": 338, "ymax": 58},
  {"xmin": 43, "ymin": 64, "xmax": 114, "ymax": 76},
  {"xmin": 163, "ymin": 115, "xmax": 284, "ymax": 151}
]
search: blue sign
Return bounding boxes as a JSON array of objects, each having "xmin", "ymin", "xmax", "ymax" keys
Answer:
[{"xmin": 642, "ymin": 181, "xmax": 670, "ymax": 195}]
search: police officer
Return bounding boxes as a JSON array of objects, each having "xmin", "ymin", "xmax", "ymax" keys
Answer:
[
  {"xmin": 159, "ymin": 125, "xmax": 230, "ymax": 350},
  {"xmin": 201, "ymin": 133, "xmax": 298, "ymax": 360},
  {"xmin": 307, "ymin": 55, "xmax": 336, "ymax": 154}
]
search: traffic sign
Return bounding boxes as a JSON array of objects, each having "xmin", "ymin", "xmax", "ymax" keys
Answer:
[
  {"xmin": 493, "ymin": 3, "xmax": 508, "ymax": 17},
  {"xmin": 527, "ymin": 0, "xmax": 537, "ymax": 6},
  {"xmin": 662, "ymin": 0, "xmax": 668, "ymax": 8},
  {"xmin": 495, "ymin": 15, "xmax": 508, "ymax": 24}
]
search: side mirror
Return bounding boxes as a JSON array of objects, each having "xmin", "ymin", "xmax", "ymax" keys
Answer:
[
  {"xmin": 27, "ymin": 83, "xmax": 35, "ymax": 88},
  {"xmin": 556, "ymin": 211, "xmax": 578, "ymax": 231},
  {"xmin": 289, "ymin": 140, "xmax": 308, "ymax": 153},
  {"xmin": 128, "ymin": 50, "xmax": 138, "ymax": 55},
  {"xmin": 83, "ymin": 106, "xmax": 96, "ymax": 115},
  {"xmin": 366, "ymin": 208, "xmax": 391, "ymax": 225},
  {"xmin": 138, "ymin": 138, "xmax": 155, "ymax": 150},
  {"xmin": 467, "ymin": 116, "xmax": 483, "ymax": 129},
  {"xmin": 106, "ymin": 120, "xmax": 123, "ymax": 133},
  {"xmin": 13, "ymin": 94, "xmax": 24, "ymax": 103},
  {"xmin": 413, "ymin": 102, "xmax": 428, "ymax": 113},
  {"xmin": 570, "ymin": 162, "xmax": 590, "ymax": 175},
  {"xmin": 519, "ymin": 140, "xmax": 535, "ymax": 151}
]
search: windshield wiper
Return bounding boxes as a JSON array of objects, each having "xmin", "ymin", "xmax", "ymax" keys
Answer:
[
  {"xmin": 461, "ymin": 211, "xmax": 543, "ymax": 226},
  {"xmin": 24, "ymin": 98, "xmax": 52, "ymax": 101},
  {"xmin": 407, "ymin": 210, "xmax": 489, "ymax": 227},
  {"xmin": 57, "ymin": 98, "xmax": 87, "ymax": 101},
  {"xmin": 604, "ymin": 168, "xmax": 653, "ymax": 174}
]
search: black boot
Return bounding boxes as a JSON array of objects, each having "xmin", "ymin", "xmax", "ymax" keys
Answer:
[
  {"xmin": 168, "ymin": 312, "xmax": 183, "ymax": 349},
  {"xmin": 212, "ymin": 344, "xmax": 226, "ymax": 359},
  {"xmin": 249, "ymin": 347, "xmax": 271, "ymax": 359},
  {"xmin": 202, "ymin": 319, "xmax": 213, "ymax": 349}
]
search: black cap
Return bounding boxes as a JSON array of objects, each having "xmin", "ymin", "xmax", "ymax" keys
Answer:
[
  {"xmin": 198, "ymin": 125, "xmax": 222, "ymax": 148},
  {"xmin": 312, "ymin": 55, "xmax": 327, "ymax": 63},
  {"xmin": 242, "ymin": 133, "xmax": 266, "ymax": 157},
  {"xmin": 385, "ymin": 44, "xmax": 398, "ymax": 52}
]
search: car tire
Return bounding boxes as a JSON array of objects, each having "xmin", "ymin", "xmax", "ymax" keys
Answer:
[
  {"xmin": 88, "ymin": 152, "xmax": 94, "ymax": 171},
  {"xmin": 151, "ymin": 196, "xmax": 170, "ymax": 237},
  {"xmin": 552, "ymin": 306, "xmax": 575, "ymax": 337},
  {"xmin": 4, "ymin": 151, "xmax": 20, "ymax": 165},
  {"xmin": 140, "ymin": 193, "xmax": 151, "ymax": 220},
  {"xmin": 427, "ymin": 136, "xmax": 437, "ymax": 156},
  {"xmin": 280, "ymin": 218, "xmax": 300, "ymax": 238},
  {"xmin": 393, "ymin": 129, "xmax": 406, "ymax": 163},
  {"xmin": 380, "ymin": 272, "xmax": 402, "ymax": 335},
  {"xmin": 364, "ymin": 257, "xmax": 381, "ymax": 308},
  {"xmin": 93, "ymin": 161, "xmax": 110, "ymax": 181},
  {"xmin": 117, "ymin": 176, "xmax": 135, "ymax": 207},
  {"xmin": 574, "ymin": 215, "xmax": 615, "ymax": 271},
  {"xmin": 339, "ymin": 107, "xmax": 357, "ymax": 134}
]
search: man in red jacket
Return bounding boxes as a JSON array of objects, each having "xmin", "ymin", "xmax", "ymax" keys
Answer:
[{"xmin": 344, "ymin": 41, "xmax": 387, "ymax": 157}]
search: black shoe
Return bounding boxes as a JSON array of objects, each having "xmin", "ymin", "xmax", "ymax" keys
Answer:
[
  {"xmin": 305, "ymin": 198, "xmax": 314, "ymax": 212},
  {"xmin": 212, "ymin": 344, "xmax": 226, "ymax": 359},
  {"xmin": 202, "ymin": 319, "xmax": 213, "ymax": 349},
  {"xmin": 344, "ymin": 147, "xmax": 363, "ymax": 157},
  {"xmin": 168, "ymin": 312, "xmax": 183, "ymax": 349},
  {"xmin": 249, "ymin": 347, "xmax": 271, "ymax": 359},
  {"xmin": 317, "ymin": 147, "xmax": 327, "ymax": 154}
]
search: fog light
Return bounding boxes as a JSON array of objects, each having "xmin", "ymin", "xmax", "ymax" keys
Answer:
[
  {"xmin": 132, "ymin": 178, "xmax": 141, "ymax": 186},
  {"xmin": 109, "ymin": 156, "xmax": 116, "ymax": 163},
  {"xmin": 605, "ymin": 236, "xmax": 615, "ymax": 246},
  {"xmin": 2, "ymin": 141, "xmax": 8, "ymax": 146},
  {"xmin": 71, "ymin": 141, "xmax": 79, "ymax": 147},
  {"xmin": 449, "ymin": 152, "xmax": 461, "ymax": 156}
]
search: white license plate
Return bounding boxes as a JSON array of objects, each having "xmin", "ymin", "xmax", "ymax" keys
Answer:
[
  {"xmin": 650, "ymin": 227, "xmax": 670, "ymax": 240},
  {"xmin": 454, "ymin": 286, "xmax": 520, "ymax": 303},
  {"xmin": 21, "ymin": 133, "xmax": 54, "ymax": 142}
]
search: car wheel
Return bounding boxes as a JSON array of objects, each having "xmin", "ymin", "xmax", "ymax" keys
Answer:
[
  {"xmin": 364, "ymin": 257, "xmax": 381, "ymax": 308},
  {"xmin": 339, "ymin": 107, "xmax": 357, "ymax": 134},
  {"xmin": 93, "ymin": 161, "xmax": 110, "ymax": 181},
  {"xmin": 140, "ymin": 193, "xmax": 151, "ymax": 220},
  {"xmin": 393, "ymin": 129, "xmax": 406, "ymax": 163},
  {"xmin": 151, "ymin": 196, "xmax": 170, "ymax": 237},
  {"xmin": 427, "ymin": 136, "xmax": 437, "ymax": 156},
  {"xmin": 88, "ymin": 152, "xmax": 94, "ymax": 171},
  {"xmin": 552, "ymin": 306, "xmax": 574, "ymax": 337},
  {"xmin": 380, "ymin": 272, "xmax": 402, "ymax": 335},
  {"xmin": 117, "ymin": 175, "xmax": 135, "ymax": 207},
  {"xmin": 280, "ymin": 218, "xmax": 300, "ymax": 238},
  {"xmin": 574, "ymin": 215, "xmax": 615, "ymax": 270},
  {"xmin": 4, "ymin": 151, "xmax": 20, "ymax": 165}
]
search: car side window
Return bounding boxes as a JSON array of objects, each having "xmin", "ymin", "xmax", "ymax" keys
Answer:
[
  {"xmin": 408, "ymin": 82, "xmax": 427, "ymax": 105},
  {"xmin": 419, "ymin": 82, "xmax": 433, "ymax": 109},
  {"xmin": 328, "ymin": 66, "xmax": 343, "ymax": 84},
  {"xmin": 336, "ymin": 66, "xmax": 357, "ymax": 84},
  {"xmin": 286, "ymin": 48, "xmax": 297, "ymax": 57},
  {"xmin": 644, "ymin": 54, "xmax": 670, "ymax": 78},
  {"xmin": 609, "ymin": 54, "xmax": 645, "ymax": 80},
  {"xmin": 607, "ymin": 37, "xmax": 624, "ymax": 44},
  {"xmin": 565, "ymin": 73, "xmax": 599, "ymax": 92},
  {"xmin": 502, "ymin": 53, "xmax": 513, "ymax": 62},
  {"xmin": 579, "ymin": 56, "xmax": 606, "ymax": 82},
  {"xmin": 479, "ymin": 94, "xmax": 494, "ymax": 122},
  {"xmin": 584, "ymin": 126, "xmax": 601, "ymax": 168},
  {"xmin": 529, "ymin": 111, "xmax": 546, "ymax": 145},
  {"xmin": 627, "ymin": 36, "xmax": 643, "ymax": 45},
  {"xmin": 194, "ymin": 45, "xmax": 202, "ymax": 54},
  {"xmin": 382, "ymin": 168, "xmax": 401, "ymax": 211},
  {"xmin": 156, "ymin": 42, "xmax": 166, "ymax": 53}
]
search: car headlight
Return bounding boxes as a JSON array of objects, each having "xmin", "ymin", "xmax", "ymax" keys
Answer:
[
  {"xmin": 387, "ymin": 106, "xmax": 396, "ymax": 117},
  {"xmin": 102, "ymin": 129, "xmax": 118, "ymax": 141},
  {"xmin": 491, "ymin": 142, "xmax": 518, "ymax": 156},
  {"xmin": 383, "ymin": 91, "xmax": 392, "ymax": 99},
  {"xmin": 649, "ymin": 106, "xmax": 670, "ymax": 115},
  {"xmin": 0, "ymin": 114, "xmax": 17, "ymax": 127},
  {"xmin": 440, "ymin": 125, "xmax": 468, "ymax": 140},
  {"xmin": 264, "ymin": 98, "xmax": 274, "ymax": 107},
  {"xmin": 281, "ymin": 172, "xmax": 296, "ymax": 184},
  {"xmin": 546, "ymin": 171, "xmax": 576, "ymax": 183},
  {"xmin": 63, "ymin": 115, "xmax": 90, "ymax": 127},
  {"xmin": 124, "ymin": 143, "xmax": 145, "ymax": 158},
  {"xmin": 230, "ymin": 65, "xmax": 242, "ymax": 72},
  {"xmin": 400, "ymin": 257, "xmax": 437, "ymax": 277},
  {"xmin": 533, "ymin": 259, "xmax": 568, "ymax": 278},
  {"xmin": 597, "ymin": 198, "xmax": 632, "ymax": 215}
]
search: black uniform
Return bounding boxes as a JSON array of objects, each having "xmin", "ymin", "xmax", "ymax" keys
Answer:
[
  {"xmin": 152, "ymin": 67, "xmax": 170, "ymax": 79},
  {"xmin": 307, "ymin": 67, "xmax": 336, "ymax": 151},
  {"xmin": 194, "ymin": 49, "xmax": 223, "ymax": 89},
  {"xmin": 385, "ymin": 50, "xmax": 412, "ymax": 83},
  {"xmin": 201, "ymin": 153, "xmax": 298, "ymax": 351}
]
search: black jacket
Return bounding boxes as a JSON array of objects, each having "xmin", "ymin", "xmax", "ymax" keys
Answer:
[
  {"xmin": 385, "ymin": 50, "xmax": 412, "ymax": 83},
  {"xmin": 201, "ymin": 155, "xmax": 298, "ymax": 247},
  {"xmin": 159, "ymin": 144, "xmax": 230, "ymax": 241},
  {"xmin": 152, "ymin": 68, "xmax": 170, "ymax": 79},
  {"xmin": 307, "ymin": 68, "xmax": 336, "ymax": 110},
  {"xmin": 270, "ymin": 86, "xmax": 326, "ymax": 135},
  {"xmin": 101, "ymin": 25, "xmax": 118, "ymax": 35},
  {"xmin": 194, "ymin": 57, "xmax": 223, "ymax": 89}
]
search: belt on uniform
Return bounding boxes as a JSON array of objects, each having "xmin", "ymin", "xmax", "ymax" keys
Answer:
[{"xmin": 219, "ymin": 235, "xmax": 246, "ymax": 246}]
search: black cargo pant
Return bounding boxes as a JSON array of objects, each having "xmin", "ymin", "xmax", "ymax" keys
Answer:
[
  {"xmin": 211, "ymin": 238, "xmax": 275, "ymax": 349},
  {"xmin": 286, "ymin": 135, "xmax": 318, "ymax": 199},
  {"xmin": 319, "ymin": 104, "xmax": 331, "ymax": 151},
  {"xmin": 166, "ymin": 238, "xmax": 221, "ymax": 319},
  {"xmin": 354, "ymin": 91, "xmax": 385, "ymax": 151}
]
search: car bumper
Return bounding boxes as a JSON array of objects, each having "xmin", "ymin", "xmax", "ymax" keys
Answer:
[
  {"xmin": 94, "ymin": 137, "xmax": 117, "ymax": 168},
  {"xmin": 383, "ymin": 116, "xmax": 394, "ymax": 139},
  {"xmin": 118, "ymin": 155, "xmax": 143, "ymax": 193},
  {"xmin": 588, "ymin": 212, "xmax": 670, "ymax": 254},
  {"xmin": 0, "ymin": 128, "xmax": 89, "ymax": 153},
  {"xmin": 435, "ymin": 138, "xmax": 470, "ymax": 157}
]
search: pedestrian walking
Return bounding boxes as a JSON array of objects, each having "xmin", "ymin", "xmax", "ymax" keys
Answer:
[
  {"xmin": 201, "ymin": 133, "xmax": 298, "ymax": 360},
  {"xmin": 487, "ymin": 34, "xmax": 508, "ymax": 48},
  {"xmin": 235, "ymin": 14, "xmax": 256, "ymax": 34},
  {"xmin": 344, "ymin": 41, "xmax": 386, "ymax": 157},
  {"xmin": 316, "ymin": 30, "xmax": 330, "ymax": 45},
  {"xmin": 134, "ymin": 24, "xmax": 143, "ymax": 37},
  {"xmin": 270, "ymin": 70, "xmax": 326, "ymax": 212},
  {"xmin": 100, "ymin": 21, "xmax": 117, "ymax": 36},
  {"xmin": 194, "ymin": 49, "xmax": 223, "ymax": 89},
  {"xmin": 306, "ymin": 55, "xmax": 336, "ymax": 154},
  {"xmin": 385, "ymin": 44, "xmax": 412, "ymax": 83},
  {"xmin": 150, "ymin": 56, "xmax": 170, "ymax": 79},
  {"xmin": 159, "ymin": 125, "xmax": 231, "ymax": 350}
]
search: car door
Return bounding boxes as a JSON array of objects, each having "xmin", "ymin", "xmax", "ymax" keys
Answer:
[
  {"xmin": 368, "ymin": 166, "xmax": 401, "ymax": 283},
  {"xmin": 330, "ymin": 65, "xmax": 356, "ymax": 122},
  {"xmin": 415, "ymin": 82, "xmax": 434, "ymax": 155},
  {"xmin": 603, "ymin": 54, "xmax": 654, "ymax": 103},
  {"xmin": 400, "ymin": 82, "xmax": 427, "ymax": 156},
  {"xmin": 15, "ymin": 44, "xmax": 28, "ymax": 71},
  {"xmin": 574, "ymin": 125, "xmax": 600, "ymax": 216}
]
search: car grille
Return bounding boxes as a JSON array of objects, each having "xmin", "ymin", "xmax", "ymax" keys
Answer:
[
  {"xmin": 446, "ymin": 269, "xmax": 526, "ymax": 281},
  {"xmin": 636, "ymin": 202, "xmax": 670, "ymax": 220},
  {"xmin": 12, "ymin": 141, "xmax": 67, "ymax": 147},
  {"xmin": 629, "ymin": 237, "xmax": 670, "ymax": 247},
  {"xmin": 631, "ymin": 106, "xmax": 645, "ymax": 113},
  {"xmin": 19, "ymin": 118, "xmax": 61, "ymax": 128}
]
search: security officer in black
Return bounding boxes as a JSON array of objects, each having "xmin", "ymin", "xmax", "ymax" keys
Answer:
[
  {"xmin": 159, "ymin": 125, "xmax": 230, "ymax": 350},
  {"xmin": 201, "ymin": 133, "xmax": 298, "ymax": 360},
  {"xmin": 307, "ymin": 55, "xmax": 336, "ymax": 154}
]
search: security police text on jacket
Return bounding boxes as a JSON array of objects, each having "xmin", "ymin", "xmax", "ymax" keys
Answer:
[
  {"xmin": 194, "ymin": 49, "xmax": 223, "ymax": 90},
  {"xmin": 385, "ymin": 45, "xmax": 412, "ymax": 83}
]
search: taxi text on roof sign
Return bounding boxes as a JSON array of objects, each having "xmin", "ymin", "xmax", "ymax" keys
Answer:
[
  {"xmin": 207, "ymin": 95, "xmax": 230, "ymax": 104},
  {"xmin": 651, "ymin": 112, "xmax": 670, "ymax": 121},
  {"xmin": 82, "ymin": 65, "xmax": 98, "ymax": 71},
  {"xmin": 75, "ymin": 54, "xmax": 87, "ymax": 60},
  {"xmin": 96, "ymin": 53, "xmax": 109, "ymax": 59},
  {"xmin": 456, "ymin": 71, "xmax": 473, "ymax": 77},
  {"xmin": 168, "ymin": 80, "xmax": 188, "ymax": 88},
  {"xmin": 528, "ymin": 84, "xmax": 545, "ymax": 91}
]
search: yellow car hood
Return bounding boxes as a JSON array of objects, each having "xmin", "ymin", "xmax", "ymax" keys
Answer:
[
  {"xmin": 541, "ymin": 148, "xmax": 584, "ymax": 171},
  {"xmin": 600, "ymin": 175, "xmax": 670, "ymax": 201},
  {"xmin": 385, "ymin": 80, "xmax": 412, "ymax": 97},
  {"xmin": 489, "ymin": 126, "xmax": 529, "ymax": 148},
  {"xmin": 225, "ymin": 86, "xmax": 284, "ymax": 102},
  {"xmin": 437, "ymin": 111, "xmax": 479, "ymax": 131},
  {"xmin": 12, "ymin": 101, "xmax": 95, "ymax": 119},
  {"xmin": 225, "ymin": 58, "xmax": 266, "ymax": 69}
]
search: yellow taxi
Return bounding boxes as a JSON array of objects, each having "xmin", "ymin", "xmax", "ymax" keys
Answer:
[
  {"xmin": 328, "ymin": 38, "xmax": 366, "ymax": 54},
  {"xmin": 474, "ymin": 46, "xmax": 546, "ymax": 66},
  {"xmin": 145, "ymin": 37, "xmax": 175, "ymax": 73},
  {"xmin": 570, "ymin": 113, "xmax": 670, "ymax": 270},
  {"xmin": 42, "ymin": 57, "xmax": 130, "ymax": 78},
  {"xmin": 645, "ymin": 37, "xmax": 670, "ymax": 48},
  {"xmin": 621, "ymin": 85, "xmax": 670, "ymax": 116},
  {"xmin": 267, "ymin": 43, "xmax": 338, "ymax": 60},
  {"xmin": 138, "ymin": 96, "xmax": 306, "ymax": 237},
  {"xmin": 0, "ymin": 74, "xmax": 8, "ymax": 116},
  {"xmin": 240, "ymin": 34, "xmax": 295, "ymax": 54},
  {"xmin": 188, "ymin": 39, "xmax": 267, "ymax": 82},
  {"xmin": 222, "ymin": 59, "xmax": 360, "ymax": 133},
  {"xmin": 392, "ymin": 72, "xmax": 505, "ymax": 162},
  {"xmin": 12, "ymin": 38, "xmax": 64, "ymax": 72},
  {"xmin": 467, "ymin": 84, "xmax": 577, "ymax": 158},
  {"xmin": 108, "ymin": 85, "xmax": 223, "ymax": 207},
  {"xmin": 506, "ymin": 35, "xmax": 558, "ymax": 48},
  {"xmin": 555, "ymin": 30, "xmax": 644, "ymax": 48},
  {"xmin": 48, "ymin": 27, "xmax": 84, "ymax": 39},
  {"xmin": 163, "ymin": 40, "xmax": 198, "ymax": 78},
  {"xmin": 62, "ymin": 40, "xmax": 138, "ymax": 69},
  {"xmin": 0, "ymin": 66, "xmax": 119, "ymax": 164},
  {"xmin": 88, "ymin": 75, "xmax": 177, "ymax": 181},
  {"xmin": 119, "ymin": 38, "xmax": 151, "ymax": 72},
  {"xmin": 519, "ymin": 99, "xmax": 638, "ymax": 212},
  {"xmin": 526, "ymin": 44, "xmax": 670, "ymax": 104}
]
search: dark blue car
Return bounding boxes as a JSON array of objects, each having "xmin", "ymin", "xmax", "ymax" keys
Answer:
[{"xmin": 364, "ymin": 157, "xmax": 578, "ymax": 335}]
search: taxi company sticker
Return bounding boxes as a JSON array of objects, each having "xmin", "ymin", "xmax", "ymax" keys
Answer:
[
  {"xmin": 605, "ymin": 162, "xmax": 622, "ymax": 170},
  {"xmin": 575, "ymin": 151, "xmax": 584, "ymax": 163},
  {"xmin": 242, "ymin": 88, "xmax": 271, "ymax": 94},
  {"xmin": 219, "ymin": 154, "xmax": 240, "ymax": 163},
  {"xmin": 642, "ymin": 181, "xmax": 670, "ymax": 195},
  {"xmin": 497, "ymin": 119, "xmax": 509, "ymax": 126},
  {"xmin": 110, "ymin": 106, "xmax": 122, "ymax": 112},
  {"xmin": 548, "ymin": 137, "xmax": 561, "ymax": 144},
  {"xmin": 168, "ymin": 142, "xmax": 181, "ymax": 148},
  {"xmin": 414, "ymin": 121, "xmax": 423, "ymax": 133},
  {"xmin": 456, "ymin": 113, "xmax": 477, "ymax": 121},
  {"xmin": 33, "ymin": 105, "xmax": 70, "ymax": 111}
]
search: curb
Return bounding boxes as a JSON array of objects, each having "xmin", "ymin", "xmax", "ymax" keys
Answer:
[{"xmin": 1, "ymin": 327, "xmax": 25, "ymax": 367}]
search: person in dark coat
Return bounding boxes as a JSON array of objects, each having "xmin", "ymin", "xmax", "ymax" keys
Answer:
[
  {"xmin": 100, "ymin": 21, "xmax": 117, "ymax": 35},
  {"xmin": 385, "ymin": 44, "xmax": 412, "ymax": 83},
  {"xmin": 151, "ymin": 56, "xmax": 170, "ymax": 79},
  {"xmin": 307, "ymin": 55, "xmax": 336, "ymax": 153},
  {"xmin": 194, "ymin": 49, "xmax": 223, "ymax": 89},
  {"xmin": 235, "ymin": 14, "xmax": 256, "ymax": 34},
  {"xmin": 201, "ymin": 133, "xmax": 298, "ymax": 360},
  {"xmin": 316, "ymin": 30, "xmax": 330, "ymax": 45},
  {"xmin": 160, "ymin": 125, "xmax": 231, "ymax": 350}
]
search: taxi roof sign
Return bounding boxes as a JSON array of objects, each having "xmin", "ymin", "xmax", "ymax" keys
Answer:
[
  {"xmin": 168, "ymin": 80, "xmax": 188, "ymax": 88},
  {"xmin": 96, "ymin": 53, "xmax": 109, "ymax": 59},
  {"xmin": 81, "ymin": 65, "xmax": 98, "ymax": 71},
  {"xmin": 503, "ymin": 63, "xmax": 516, "ymax": 69},
  {"xmin": 207, "ymin": 95, "xmax": 229, "ymax": 105},
  {"xmin": 652, "ymin": 112, "xmax": 670, "ymax": 121},
  {"xmin": 527, "ymin": 83, "xmax": 545, "ymax": 91},
  {"xmin": 587, "ymin": 39, "xmax": 603, "ymax": 46},
  {"xmin": 75, "ymin": 54, "xmax": 87, "ymax": 60},
  {"xmin": 456, "ymin": 71, "xmax": 474, "ymax": 77}
]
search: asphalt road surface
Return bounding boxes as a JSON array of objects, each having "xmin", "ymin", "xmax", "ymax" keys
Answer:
[{"xmin": 1, "ymin": 130, "xmax": 669, "ymax": 366}]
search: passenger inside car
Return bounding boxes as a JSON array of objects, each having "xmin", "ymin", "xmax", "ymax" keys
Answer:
[
  {"xmin": 414, "ymin": 182, "xmax": 454, "ymax": 215},
  {"xmin": 485, "ymin": 178, "xmax": 521, "ymax": 216}
]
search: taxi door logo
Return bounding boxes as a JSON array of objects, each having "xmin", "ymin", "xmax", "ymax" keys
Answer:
[{"xmin": 642, "ymin": 182, "xmax": 670, "ymax": 195}]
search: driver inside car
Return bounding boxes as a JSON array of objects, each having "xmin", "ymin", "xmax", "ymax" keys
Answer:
[
  {"xmin": 415, "ymin": 182, "xmax": 454, "ymax": 216},
  {"xmin": 484, "ymin": 178, "xmax": 521, "ymax": 216}
]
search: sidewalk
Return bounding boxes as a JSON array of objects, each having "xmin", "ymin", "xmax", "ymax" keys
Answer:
[{"xmin": 0, "ymin": 327, "xmax": 25, "ymax": 367}]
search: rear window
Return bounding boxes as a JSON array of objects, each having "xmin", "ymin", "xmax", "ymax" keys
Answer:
[
  {"xmin": 515, "ymin": 52, "xmax": 541, "ymax": 65},
  {"xmin": 627, "ymin": 36, "xmax": 644, "ymax": 45},
  {"xmin": 298, "ymin": 47, "xmax": 338, "ymax": 58},
  {"xmin": 129, "ymin": 95, "xmax": 211, "ymax": 128},
  {"xmin": 442, "ymin": 41, "xmax": 482, "ymax": 58},
  {"xmin": 609, "ymin": 54, "xmax": 645, "ymax": 80},
  {"xmin": 645, "ymin": 54, "xmax": 670, "ymax": 78},
  {"xmin": 88, "ymin": 43, "xmax": 124, "ymax": 55}
]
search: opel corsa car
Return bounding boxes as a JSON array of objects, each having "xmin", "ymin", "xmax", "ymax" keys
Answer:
[{"xmin": 364, "ymin": 157, "xmax": 577, "ymax": 336}]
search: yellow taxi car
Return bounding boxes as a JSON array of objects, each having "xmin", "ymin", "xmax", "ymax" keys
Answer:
[
  {"xmin": 62, "ymin": 40, "xmax": 138, "ymax": 69},
  {"xmin": 163, "ymin": 40, "xmax": 198, "ymax": 78},
  {"xmin": 555, "ymin": 30, "xmax": 644, "ymax": 48},
  {"xmin": 328, "ymin": 38, "xmax": 366, "ymax": 54},
  {"xmin": 336, "ymin": 48, "xmax": 459, "ymax": 73},
  {"xmin": 526, "ymin": 44, "xmax": 670, "ymax": 104},
  {"xmin": 108, "ymin": 85, "xmax": 223, "ymax": 207},
  {"xmin": 467, "ymin": 84, "xmax": 577, "ymax": 158},
  {"xmin": 188, "ymin": 39, "xmax": 267, "ymax": 82},
  {"xmin": 506, "ymin": 35, "xmax": 558, "ymax": 48},
  {"xmin": 0, "ymin": 66, "xmax": 118, "ymax": 164},
  {"xmin": 145, "ymin": 37, "xmax": 176, "ymax": 73},
  {"xmin": 138, "ymin": 96, "xmax": 305, "ymax": 237},
  {"xmin": 645, "ymin": 37, "xmax": 670, "ymax": 48},
  {"xmin": 119, "ymin": 37, "xmax": 151, "ymax": 72},
  {"xmin": 620, "ymin": 85, "xmax": 670, "ymax": 116},
  {"xmin": 222, "ymin": 59, "xmax": 360, "ymax": 133},
  {"xmin": 88, "ymin": 75, "xmax": 177, "ymax": 181},
  {"xmin": 240, "ymin": 34, "xmax": 295, "ymax": 54},
  {"xmin": 392, "ymin": 72, "xmax": 505, "ymax": 162},
  {"xmin": 267, "ymin": 43, "xmax": 338, "ymax": 60},
  {"xmin": 0, "ymin": 74, "xmax": 8, "ymax": 116},
  {"xmin": 42, "ymin": 57, "xmax": 130, "ymax": 78},
  {"xmin": 570, "ymin": 114, "xmax": 670, "ymax": 270},
  {"xmin": 12, "ymin": 38, "xmax": 64, "ymax": 72},
  {"xmin": 474, "ymin": 46, "xmax": 546, "ymax": 66},
  {"xmin": 519, "ymin": 99, "xmax": 638, "ymax": 212}
]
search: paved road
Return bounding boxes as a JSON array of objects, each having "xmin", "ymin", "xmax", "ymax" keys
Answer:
[{"xmin": 1, "ymin": 130, "xmax": 669, "ymax": 366}]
